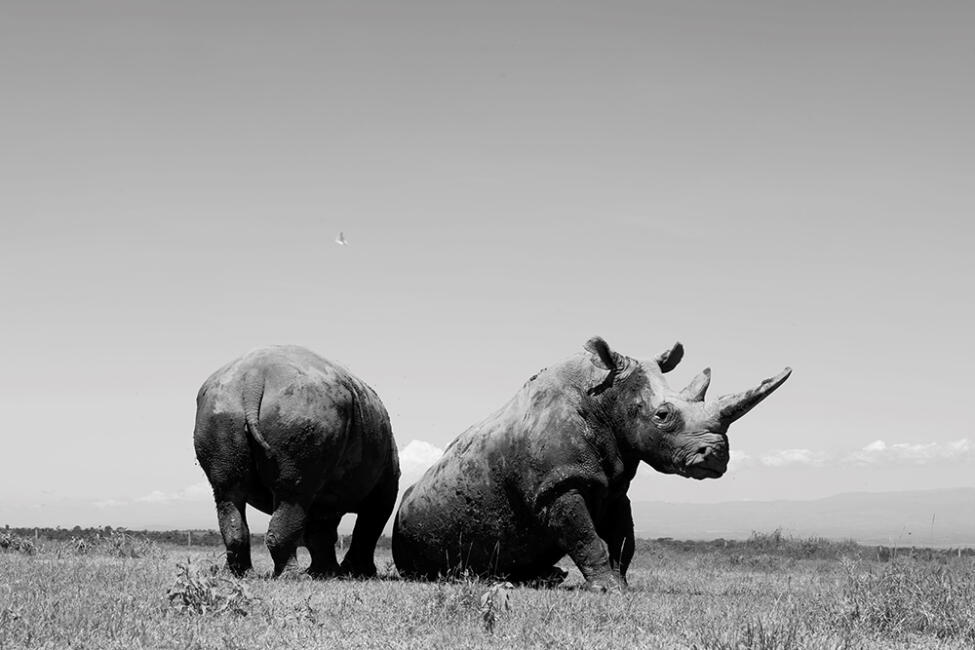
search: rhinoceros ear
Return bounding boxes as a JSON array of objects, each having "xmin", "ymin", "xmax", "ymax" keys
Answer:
[
  {"xmin": 584, "ymin": 336, "xmax": 624, "ymax": 371},
  {"xmin": 655, "ymin": 342, "xmax": 684, "ymax": 374}
]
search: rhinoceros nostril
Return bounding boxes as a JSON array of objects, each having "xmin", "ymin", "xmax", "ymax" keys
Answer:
[{"xmin": 697, "ymin": 447, "xmax": 710, "ymax": 458}]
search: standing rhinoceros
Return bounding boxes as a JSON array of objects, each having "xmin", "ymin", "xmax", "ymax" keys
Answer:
[
  {"xmin": 194, "ymin": 345, "xmax": 399, "ymax": 577},
  {"xmin": 393, "ymin": 336, "xmax": 790, "ymax": 591}
]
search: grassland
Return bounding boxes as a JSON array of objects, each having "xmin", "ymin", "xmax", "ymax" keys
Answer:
[{"xmin": 2, "ymin": 531, "xmax": 975, "ymax": 649}]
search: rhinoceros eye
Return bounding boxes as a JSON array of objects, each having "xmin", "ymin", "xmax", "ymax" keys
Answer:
[{"xmin": 652, "ymin": 404, "xmax": 675, "ymax": 425}]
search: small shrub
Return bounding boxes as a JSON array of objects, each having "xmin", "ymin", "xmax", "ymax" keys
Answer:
[
  {"xmin": 0, "ymin": 533, "xmax": 37, "ymax": 555},
  {"xmin": 433, "ymin": 579, "xmax": 479, "ymax": 620},
  {"xmin": 166, "ymin": 560, "xmax": 258, "ymax": 616},
  {"xmin": 0, "ymin": 607, "xmax": 23, "ymax": 626},
  {"xmin": 104, "ymin": 529, "xmax": 156, "ymax": 558},
  {"xmin": 479, "ymin": 581, "xmax": 513, "ymax": 634},
  {"xmin": 70, "ymin": 536, "xmax": 91, "ymax": 555}
]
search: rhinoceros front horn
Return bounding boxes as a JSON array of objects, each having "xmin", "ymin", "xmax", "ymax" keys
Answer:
[{"xmin": 713, "ymin": 367, "xmax": 792, "ymax": 425}]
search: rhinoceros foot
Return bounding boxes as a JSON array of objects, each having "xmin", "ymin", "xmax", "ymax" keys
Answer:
[
  {"xmin": 584, "ymin": 571, "xmax": 625, "ymax": 593},
  {"xmin": 305, "ymin": 561, "xmax": 341, "ymax": 579},
  {"xmin": 224, "ymin": 548, "xmax": 253, "ymax": 578},
  {"xmin": 339, "ymin": 558, "xmax": 377, "ymax": 579}
]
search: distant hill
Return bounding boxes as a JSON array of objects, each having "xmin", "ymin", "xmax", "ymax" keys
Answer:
[{"xmin": 631, "ymin": 487, "xmax": 975, "ymax": 547}]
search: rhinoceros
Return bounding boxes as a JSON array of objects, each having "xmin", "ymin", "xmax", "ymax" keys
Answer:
[
  {"xmin": 392, "ymin": 336, "xmax": 790, "ymax": 590},
  {"xmin": 194, "ymin": 345, "xmax": 400, "ymax": 577}
]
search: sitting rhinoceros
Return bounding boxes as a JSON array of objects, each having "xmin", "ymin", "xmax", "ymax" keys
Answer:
[
  {"xmin": 194, "ymin": 345, "xmax": 399, "ymax": 577},
  {"xmin": 392, "ymin": 337, "xmax": 790, "ymax": 590}
]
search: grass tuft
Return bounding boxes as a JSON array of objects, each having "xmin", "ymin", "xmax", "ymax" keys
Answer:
[{"xmin": 840, "ymin": 557, "xmax": 975, "ymax": 641}]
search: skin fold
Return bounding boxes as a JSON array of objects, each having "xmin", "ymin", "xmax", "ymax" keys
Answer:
[
  {"xmin": 194, "ymin": 345, "xmax": 399, "ymax": 578},
  {"xmin": 393, "ymin": 336, "xmax": 790, "ymax": 591}
]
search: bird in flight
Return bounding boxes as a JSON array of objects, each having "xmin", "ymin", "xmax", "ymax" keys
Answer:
[{"xmin": 335, "ymin": 231, "xmax": 348, "ymax": 246}]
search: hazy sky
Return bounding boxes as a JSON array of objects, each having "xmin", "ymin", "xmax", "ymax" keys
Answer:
[{"xmin": 2, "ymin": 1, "xmax": 973, "ymax": 530}]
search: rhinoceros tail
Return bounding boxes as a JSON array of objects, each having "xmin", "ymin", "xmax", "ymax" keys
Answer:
[{"xmin": 241, "ymin": 368, "xmax": 272, "ymax": 453}]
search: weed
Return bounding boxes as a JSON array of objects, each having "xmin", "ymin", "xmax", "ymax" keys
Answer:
[
  {"xmin": 479, "ymin": 581, "xmax": 513, "ymax": 634},
  {"xmin": 166, "ymin": 560, "xmax": 258, "ymax": 616}
]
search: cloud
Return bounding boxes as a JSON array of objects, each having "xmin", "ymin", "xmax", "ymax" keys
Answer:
[
  {"xmin": 93, "ymin": 499, "xmax": 127, "ymax": 509},
  {"xmin": 135, "ymin": 481, "xmax": 212, "ymax": 504},
  {"xmin": 398, "ymin": 439, "xmax": 443, "ymax": 485},
  {"xmin": 730, "ymin": 448, "xmax": 827, "ymax": 469},
  {"xmin": 728, "ymin": 450, "xmax": 754, "ymax": 469},
  {"xmin": 845, "ymin": 438, "xmax": 973, "ymax": 465},
  {"xmin": 732, "ymin": 438, "xmax": 975, "ymax": 471},
  {"xmin": 759, "ymin": 448, "xmax": 828, "ymax": 468}
]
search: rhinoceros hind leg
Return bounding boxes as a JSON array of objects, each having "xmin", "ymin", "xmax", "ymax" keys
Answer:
[
  {"xmin": 267, "ymin": 500, "xmax": 308, "ymax": 577},
  {"xmin": 340, "ymin": 471, "xmax": 398, "ymax": 578},
  {"xmin": 215, "ymin": 491, "xmax": 252, "ymax": 577},
  {"xmin": 305, "ymin": 515, "xmax": 341, "ymax": 578}
]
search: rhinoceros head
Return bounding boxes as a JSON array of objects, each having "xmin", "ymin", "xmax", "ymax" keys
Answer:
[{"xmin": 583, "ymin": 337, "xmax": 791, "ymax": 480}]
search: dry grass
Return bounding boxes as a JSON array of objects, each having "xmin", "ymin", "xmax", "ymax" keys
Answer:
[{"xmin": 1, "ymin": 535, "xmax": 974, "ymax": 649}]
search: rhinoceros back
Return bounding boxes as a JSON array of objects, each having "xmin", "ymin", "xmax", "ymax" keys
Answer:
[{"xmin": 195, "ymin": 345, "xmax": 397, "ymax": 509}]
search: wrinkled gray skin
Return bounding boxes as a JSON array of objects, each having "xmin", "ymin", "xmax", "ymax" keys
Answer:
[
  {"xmin": 194, "ymin": 345, "xmax": 400, "ymax": 578},
  {"xmin": 393, "ymin": 336, "xmax": 790, "ymax": 591}
]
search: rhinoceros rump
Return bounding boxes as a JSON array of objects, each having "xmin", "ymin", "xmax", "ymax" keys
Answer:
[
  {"xmin": 392, "ymin": 337, "xmax": 790, "ymax": 591},
  {"xmin": 194, "ymin": 345, "xmax": 400, "ymax": 578}
]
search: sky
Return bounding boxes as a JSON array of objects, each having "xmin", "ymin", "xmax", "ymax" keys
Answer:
[{"xmin": 1, "ymin": 1, "xmax": 973, "ymax": 531}]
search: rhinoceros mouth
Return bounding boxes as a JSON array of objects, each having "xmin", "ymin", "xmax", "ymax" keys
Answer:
[
  {"xmin": 683, "ymin": 465, "xmax": 724, "ymax": 480},
  {"xmin": 680, "ymin": 449, "xmax": 728, "ymax": 479}
]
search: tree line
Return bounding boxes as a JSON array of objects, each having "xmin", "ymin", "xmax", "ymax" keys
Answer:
[{"xmin": 1, "ymin": 525, "xmax": 394, "ymax": 548}]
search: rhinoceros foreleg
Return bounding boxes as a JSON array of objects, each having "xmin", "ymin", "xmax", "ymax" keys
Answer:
[
  {"xmin": 214, "ymin": 491, "xmax": 252, "ymax": 577},
  {"xmin": 340, "ymin": 471, "xmax": 398, "ymax": 578},
  {"xmin": 266, "ymin": 500, "xmax": 308, "ymax": 577},
  {"xmin": 305, "ymin": 515, "xmax": 341, "ymax": 577},
  {"xmin": 597, "ymin": 496, "xmax": 635, "ymax": 586},
  {"xmin": 544, "ymin": 489, "xmax": 623, "ymax": 592}
]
